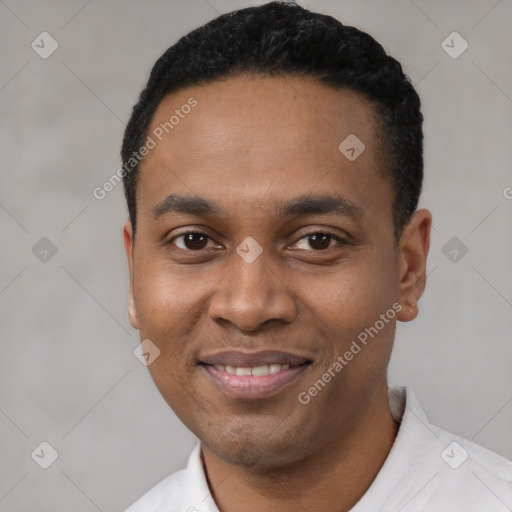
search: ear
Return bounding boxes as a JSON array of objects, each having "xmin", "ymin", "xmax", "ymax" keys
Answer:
[
  {"xmin": 396, "ymin": 209, "xmax": 432, "ymax": 322},
  {"xmin": 123, "ymin": 219, "xmax": 140, "ymax": 330}
]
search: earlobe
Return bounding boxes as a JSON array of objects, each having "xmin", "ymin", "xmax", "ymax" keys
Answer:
[
  {"xmin": 396, "ymin": 209, "xmax": 432, "ymax": 323},
  {"xmin": 123, "ymin": 219, "xmax": 140, "ymax": 330},
  {"xmin": 128, "ymin": 292, "xmax": 139, "ymax": 330},
  {"xmin": 397, "ymin": 300, "xmax": 419, "ymax": 322}
]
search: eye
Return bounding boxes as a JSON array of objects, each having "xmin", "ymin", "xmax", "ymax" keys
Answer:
[
  {"xmin": 293, "ymin": 231, "xmax": 346, "ymax": 251},
  {"xmin": 166, "ymin": 229, "xmax": 347, "ymax": 254},
  {"xmin": 169, "ymin": 231, "xmax": 219, "ymax": 251}
]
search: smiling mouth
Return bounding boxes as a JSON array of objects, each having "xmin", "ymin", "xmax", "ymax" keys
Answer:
[{"xmin": 199, "ymin": 350, "xmax": 312, "ymax": 399}]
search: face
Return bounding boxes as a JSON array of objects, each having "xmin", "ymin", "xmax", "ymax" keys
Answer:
[{"xmin": 123, "ymin": 75, "xmax": 430, "ymax": 468}]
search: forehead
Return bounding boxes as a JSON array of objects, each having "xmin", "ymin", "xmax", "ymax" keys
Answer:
[{"xmin": 137, "ymin": 75, "xmax": 391, "ymax": 224}]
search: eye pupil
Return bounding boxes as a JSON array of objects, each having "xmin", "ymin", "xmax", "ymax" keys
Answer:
[
  {"xmin": 309, "ymin": 233, "xmax": 331, "ymax": 250},
  {"xmin": 185, "ymin": 233, "xmax": 207, "ymax": 250}
]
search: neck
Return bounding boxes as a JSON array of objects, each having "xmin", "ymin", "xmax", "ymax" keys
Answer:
[{"xmin": 201, "ymin": 387, "xmax": 399, "ymax": 512}]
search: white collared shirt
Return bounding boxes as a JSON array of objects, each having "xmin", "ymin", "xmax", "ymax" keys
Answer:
[{"xmin": 125, "ymin": 387, "xmax": 512, "ymax": 511}]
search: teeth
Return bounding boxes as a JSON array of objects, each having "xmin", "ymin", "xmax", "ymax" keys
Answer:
[
  {"xmin": 214, "ymin": 363, "xmax": 290, "ymax": 375},
  {"xmin": 270, "ymin": 363, "xmax": 289, "ymax": 374},
  {"xmin": 251, "ymin": 365, "xmax": 269, "ymax": 376}
]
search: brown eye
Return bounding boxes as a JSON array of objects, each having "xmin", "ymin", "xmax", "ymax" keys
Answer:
[
  {"xmin": 294, "ymin": 232, "xmax": 344, "ymax": 251},
  {"xmin": 183, "ymin": 233, "xmax": 208, "ymax": 250},
  {"xmin": 307, "ymin": 233, "xmax": 332, "ymax": 250},
  {"xmin": 171, "ymin": 232, "xmax": 213, "ymax": 251}
]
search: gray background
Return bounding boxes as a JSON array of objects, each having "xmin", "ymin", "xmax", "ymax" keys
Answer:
[{"xmin": 0, "ymin": 0, "xmax": 511, "ymax": 510}]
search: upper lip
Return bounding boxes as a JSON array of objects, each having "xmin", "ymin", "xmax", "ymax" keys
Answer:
[{"xmin": 200, "ymin": 350, "xmax": 312, "ymax": 368}]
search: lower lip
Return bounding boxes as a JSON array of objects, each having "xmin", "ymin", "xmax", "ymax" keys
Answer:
[{"xmin": 202, "ymin": 364, "xmax": 310, "ymax": 399}]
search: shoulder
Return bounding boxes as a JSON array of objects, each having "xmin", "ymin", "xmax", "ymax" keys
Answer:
[
  {"xmin": 411, "ymin": 407, "xmax": 512, "ymax": 509},
  {"xmin": 383, "ymin": 387, "xmax": 512, "ymax": 510},
  {"xmin": 422, "ymin": 431, "xmax": 512, "ymax": 510},
  {"xmin": 433, "ymin": 427, "xmax": 512, "ymax": 488},
  {"xmin": 124, "ymin": 468, "xmax": 188, "ymax": 512},
  {"xmin": 123, "ymin": 444, "xmax": 214, "ymax": 512}
]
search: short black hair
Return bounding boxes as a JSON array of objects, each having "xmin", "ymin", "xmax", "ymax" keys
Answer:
[{"xmin": 121, "ymin": 1, "xmax": 423, "ymax": 239}]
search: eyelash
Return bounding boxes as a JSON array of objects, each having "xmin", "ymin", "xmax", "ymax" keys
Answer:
[{"xmin": 166, "ymin": 229, "xmax": 348, "ymax": 252}]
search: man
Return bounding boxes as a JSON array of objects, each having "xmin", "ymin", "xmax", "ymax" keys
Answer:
[{"xmin": 121, "ymin": 2, "xmax": 512, "ymax": 510}]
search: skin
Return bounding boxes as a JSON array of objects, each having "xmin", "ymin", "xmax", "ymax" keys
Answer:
[{"xmin": 123, "ymin": 75, "xmax": 431, "ymax": 511}]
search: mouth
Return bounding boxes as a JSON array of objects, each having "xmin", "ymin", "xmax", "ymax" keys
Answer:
[{"xmin": 199, "ymin": 350, "xmax": 313, "ymax": 399}]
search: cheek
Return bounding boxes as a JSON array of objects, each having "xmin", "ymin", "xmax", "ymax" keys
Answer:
[
  {"xmin": 134, "ymin": 270, "xmax": 204, "ymax": 411},
  {"xmin": 305, "ymin": 250, "xmax": 398, "ymax": 359},
  {"xmin": 132, "ymin": 261, "xmax": 225, "ymax": 387},
  {"xmin": 319, "ymin": 254, "xmax": 396, "ymax": 318},
  {"xmin": 133, "ymin": 260, "xmax": 204, "ymax": 337}
]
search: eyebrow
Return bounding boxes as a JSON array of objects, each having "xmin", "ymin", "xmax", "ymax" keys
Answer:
[{"xmin": 152, "ymin": 194, "xmax": 364, "ymax": 221}]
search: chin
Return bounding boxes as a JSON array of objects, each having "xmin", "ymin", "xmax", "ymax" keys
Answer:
[
  {"xmin": 199, "ymin": 418, "xmax": 315, "ymax": 469},
  {"xmin": 208, "ymin": 438, "xmax": 299, "ymax": 469}
]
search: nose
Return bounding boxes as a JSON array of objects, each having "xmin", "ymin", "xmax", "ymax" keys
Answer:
[{"xmin": 208, "ymin": 251, "xmax": 297, "ymax": 333}]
